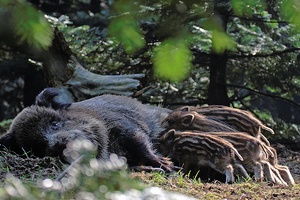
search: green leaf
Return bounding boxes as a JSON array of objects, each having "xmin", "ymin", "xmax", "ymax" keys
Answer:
[
  {"xmin": 114, "ymin": 0, "xmax": 138, "ymax": 13},
  {"xmin": 153, "ymin": 38, "xmax": 192, "ymax": 83},
  {"xmin": 268, "ymin": 20, "xmax": 279, "ymax": 29},
  {"xmin": 201, "ymin": 16, "xmax": 236, "ymax": 54},
  {"xmin": 212, "ymin": 31, "xmax": 236, "ymax": 54},
  {"xmin": 12, "ymin": 2, "xmax": 53, "ymax": 50},
  {"xmin": 108, "ymin": 16, "xmax": 145, "ymax": 54},
  {"xmin": 0, "ymin": 0, "xmax": 10, "ymax": 6},
  {"xmin": 231, "ymin": 0, "xmax": 266, "ymax": 17},
  {"xmin": 280, "ymin": 0, "xmax": 300, "ymax": 32}
]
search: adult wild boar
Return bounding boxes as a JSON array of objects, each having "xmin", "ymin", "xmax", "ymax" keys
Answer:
[{"xmin": 0, "ymin": 88, "xmax": 173, "ymax": 171}]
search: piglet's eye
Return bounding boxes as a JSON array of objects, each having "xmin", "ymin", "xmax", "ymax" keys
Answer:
[
  {"xmin": 50, "ymin": 121, "xmax": 62, "ymax": 130},
  {"xmin": 168, "ymin": 119, "xmax": 175, "ymax": 124}
]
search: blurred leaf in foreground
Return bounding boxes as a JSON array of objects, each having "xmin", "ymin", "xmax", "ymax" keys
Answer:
[
  {"xmin": 108, "ymin": 16, "xmax": 145, "ymax": 54},
  {"xmin": 202, "ymin": 16, "xmax": 236, "ymax": 54},
  {"xmin": 11, "ymin": 1, "xmax": 53, "ymax": 49},
  {"xmin": 280, "ymin": 0, "xmax": 300, "ymax": 31},
  {"xmin": 108, "ymin": 0, "xmax": 145, "ymax": 54},
  {"xmin": 211, "ymin": 31, "xmax": 236, "ymax": 54},
  {"xmin": 153, "ymin": 38, "xmax": 192, "ymax": 83},
  {"xmin": 0, "ymin": 0, "xmax": 10, "ymax": 6}
]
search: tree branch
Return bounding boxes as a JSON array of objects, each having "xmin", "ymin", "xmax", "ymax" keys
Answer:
[
  {"xmin": 229, "ymin": 47, "xmax": 300, "ymax": 59},
  {"xmin": 225, "ymin": 83, "xmax": 300, "ymax": 109},
  {"xmin": 229, "ymin": 14, "xmax": 289, "ymax": 24}
]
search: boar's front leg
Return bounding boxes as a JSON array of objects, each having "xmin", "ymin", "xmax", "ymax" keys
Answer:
[
  {"xmin": 110, "ymin": 128, "xmax": 173, "ymax": 172},
  {"xmin": 128, "ymin": 136, "xmax": 173, "ymax": 172}
]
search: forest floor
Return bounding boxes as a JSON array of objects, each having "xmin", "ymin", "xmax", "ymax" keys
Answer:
[
  {"xmin": 131, "ymin": 142, "xmax": 300, "ymax": 199},
  {"xmin": 0, "ymin": 141, "xmax": 300, "ymax": 199}
]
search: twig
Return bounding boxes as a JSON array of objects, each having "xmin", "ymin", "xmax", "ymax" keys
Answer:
[
  {"xmin": 55, "ymin": 155, "xmax": 84, "ymax": 182},
  {"xmin": 238, "ymin": 99, "xmax": 261, "ymax": 120}
]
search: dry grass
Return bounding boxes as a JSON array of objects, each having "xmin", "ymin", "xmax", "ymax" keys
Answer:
[
  {"xmin": 0, "ymin": 129, "xmax": 299, "ymax": 200},
  {"xmin": 131, "ymin": 171, "xmax": 300, "ymax": 199},
  {"xmin": 0, "ymin": 148, "xmax": 299, "ymax": 199}
]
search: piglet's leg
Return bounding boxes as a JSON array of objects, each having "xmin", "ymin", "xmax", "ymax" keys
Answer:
[
  {"xmin": 275, "ymin": 165, "xmax": 295, "ymax": 185},
  {"xmin": 261, "ymin": 160, "xmax": 287, "ymax": 186},
  {"xmin": 253, "ymin": 162, "xmax": 264, "ymax": 182},
  {"xmin": 270, "ymin": 165, "xmax": 288, "ymax": 186},
  {"xmin": 233, "ymin": 163, "xmax": 251, "ymax": 180},
  {"xmin": 261, "ymin": 161, "xmax": 275, "ymax": 184},
  {"xmin": 271, "ymin": 169, "xmax": 288, "ymax": 186},
  {"xmin": 224, "ymin": 165, "xmax": 235, "ymax": 184}
]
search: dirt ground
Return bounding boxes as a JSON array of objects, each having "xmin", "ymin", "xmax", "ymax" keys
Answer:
[
  {"xmin": 132, "ymin": 142, "xmax": 300, "ymax": 199},
  {"xmin": 271, "ymin": 142, "xmax": 300, "ymax": 183},
  {"xmin": 0, "ymin": 141, "xmax": 300, "ymax": 199}
]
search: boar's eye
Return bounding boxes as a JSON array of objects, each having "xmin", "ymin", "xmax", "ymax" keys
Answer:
[{"xmin": 50, "ymin": 121, "xmax": 62, "ymax": 130}]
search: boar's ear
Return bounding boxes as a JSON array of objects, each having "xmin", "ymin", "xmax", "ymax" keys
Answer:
[
  {"xmin": 0, "ymin": 132, "xmax": 22, "ymax": 153},
  {"xmin": 179, "ymin": 106, "xmax": 190, "ymax": 112},
  {"xmin": 182, "ymin": 114, "xmax": 194, "ymax": 126},
  {"xmin": 35, "ymin": 87, "xmax": 73, "ymax": 110}
]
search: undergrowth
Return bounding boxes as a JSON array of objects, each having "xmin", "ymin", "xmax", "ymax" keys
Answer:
[{"xmin": 0, "ymin": 139, "xmax": 299, "ymax": 199}]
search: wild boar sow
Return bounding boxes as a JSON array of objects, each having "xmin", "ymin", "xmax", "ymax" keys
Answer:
[
  {"xmin": 0, "ymin": 106, "xmax": 109, "ymax": 159},
  {"xmin": 0, "ymin": 91, "xmax": 173, "ymax": 171}
]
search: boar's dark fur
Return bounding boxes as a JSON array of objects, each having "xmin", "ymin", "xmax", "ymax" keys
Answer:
[
  {"xmin": 35, "ymin": 87, "xmax": 73, "ymax": 109},
  {"xmin": 0, "ymin": 89, "xmax": 172, "ymax": 171},
  {"xmin": 1, "ymin": 106, "xmax": 109, "ymax": 160}
]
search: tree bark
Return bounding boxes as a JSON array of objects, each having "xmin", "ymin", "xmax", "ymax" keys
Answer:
[
  {"xmin": 207, "ymin": 52, "xmax": 230, "ymax": 106},
  {"xmin": 37, "ymin": 28, "xmax": 74, "ymax": 87},
  {"xmin": 207, "ymin": 6, "xmax": 230, "ymax": 106}
]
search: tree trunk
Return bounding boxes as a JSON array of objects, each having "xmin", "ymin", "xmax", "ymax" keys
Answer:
[
  {"xmin": 208, "ymin": 52, "xmax": 230, "ymax": 105},
  {"xmin": 207, "ymin": 7, "xmax": 230, "ymax": 106},
  {"xmin": 37, "ymin": 28, "xmax": 74, "ymax": 87}
]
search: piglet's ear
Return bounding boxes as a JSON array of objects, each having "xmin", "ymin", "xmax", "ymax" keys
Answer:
[
  {"xmin": 162, "ymin": 129, "xmax": 176, "ymax": 142},
  {"xmin": 182, "ymin": 114, "xmax": 194, "ymax": 126},
  {"xmin": 0, "ymin": 132, "xmax": 21, "ymax": 154},
  {"xmin": 179, "ymin": 106, "xmax": 190, "ymax": 112}
]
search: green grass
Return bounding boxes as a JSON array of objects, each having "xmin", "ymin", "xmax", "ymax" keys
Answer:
[
  {"xmin": 0, "ymin": 140, "xmax": 299, "ymax": 199},
  {"xmin": 0, "ymin": 154, "xmax": 300, "ymax": 200},
  {"xmin": 131, "ymin": 171, "xmax": 300, "ymax": 199}
]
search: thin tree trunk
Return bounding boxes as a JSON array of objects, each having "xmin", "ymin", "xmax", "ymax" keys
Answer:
[
  {"xmin": 207, "ymin": 8, "xmax": 230, "ymax": 106},
  {"xmin": 208, "ymin": 52, "xmax": 230, "ymax": 106}
]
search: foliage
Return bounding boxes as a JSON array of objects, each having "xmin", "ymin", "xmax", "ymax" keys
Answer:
[
  {"xmin": 0, "ymin": 151, "xmax": 61, "ymax": 183},
  {"xmin": 2, "ymin": 1, "xmax": 300, "ymax": 199},
  {"xmin": 0, "ymin": 140, "xmax": 144, "ymax": 199},
  {"xmin": 108, "ymin": 0, "xmax": 145, "ymax": 54},
  {"xmin": 280, "ymin": 0, "xmax": 300, "ymax": 31},
  {"xmin": 0, "ymin": 120, "xmax": 12, "ymax": 135},
  {"xmin": 2, "ymin": 0, "xmax": 300, "ymax": 137},
  {"xmin": 231, "ymin": 0, "xmax": 266, "ymax": 17},
  {"xmin": 0, "ymin": 0, "xmax": 53, "ymax": 50},
  {"xmin": 0, "ymin": 140, "xmax": 300, "ymax": 199},
  {"xmin": 153, "ymin": 37, "xmax": 192, "ymax": 82},
  {"xmin": 84, "ymin": 0, "xmax": 300, "ymax": 140},
  {"xmin": 57, "ymin": 12, "xmax": 300, "ymax": 139},
  {"xmin": 106, "ymin": 0, "xmax": 300, "ymax": 83}
]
